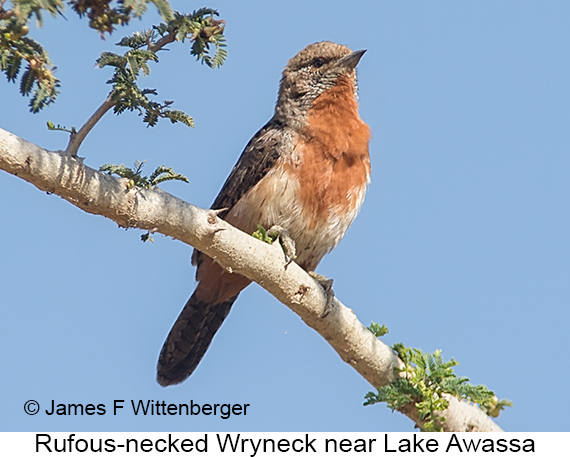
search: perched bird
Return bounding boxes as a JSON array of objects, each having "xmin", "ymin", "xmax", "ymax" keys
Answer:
[{"xmin": 157, "ymin": 41, "xmax": 371, "ymax": 386}]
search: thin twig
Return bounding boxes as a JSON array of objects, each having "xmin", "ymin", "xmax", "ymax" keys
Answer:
[
  {"xmin": 65, "ymin": 94, "xmax": 115, "ymax": 157},
  {"xmin": 149, "ymin": 32, "xmax": 176, "ymax": 53},
  {"xmin": 64, "ymin": 31, "xmax": 177, "ymax": 158}
]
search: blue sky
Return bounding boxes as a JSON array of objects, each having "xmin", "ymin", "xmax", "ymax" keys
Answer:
[{"xmin": 1, "ymin": 1, "xmax": 569, "ymax": 432}]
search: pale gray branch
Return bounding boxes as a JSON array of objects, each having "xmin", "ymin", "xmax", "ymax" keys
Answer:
[{"xmin": 0, "ymin": 127, "xmax": 503, "ymax": 432}]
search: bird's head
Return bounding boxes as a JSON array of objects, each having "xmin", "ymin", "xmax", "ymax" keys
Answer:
[{"xmin": 275, "ymin": 41, "xmax": 366, "ymax": 120}]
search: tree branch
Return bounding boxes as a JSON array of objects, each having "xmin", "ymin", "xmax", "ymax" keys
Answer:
[
  {"xmin": 65, "ymin": 94, "xmax": 116, "ymax": 157},
  {"xmin": 149, "ymin": 31, "xmax": 176, "ymax": 53},
  {"xmin": 63, "ymin": 31, "xmax": 184, "ymax": 158},
  {"xmin": 0, "ymin": 127, "xmax": 503, "ymax": 432}
]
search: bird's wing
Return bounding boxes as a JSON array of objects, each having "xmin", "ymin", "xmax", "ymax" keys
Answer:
[
  {"xmin": 192, "ymin": 117, "xmax": 286, "ymax": 267},
  {"xmin": 210, "ymin": 117, "xmax": 285, "ymax": 214}
]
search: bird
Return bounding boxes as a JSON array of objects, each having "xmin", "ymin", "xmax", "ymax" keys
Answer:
[{"xmin": 157, "ymin": 41, "xmax": 371, "ymax": 386}]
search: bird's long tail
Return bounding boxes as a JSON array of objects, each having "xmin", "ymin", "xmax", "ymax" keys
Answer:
[
  {"xmin": 157, "ymin": 252, "xmax": 251, "ymax": 386},
  {"xmin": 157, "ymin": 291, "xmax": 239, "ymax": 386}
]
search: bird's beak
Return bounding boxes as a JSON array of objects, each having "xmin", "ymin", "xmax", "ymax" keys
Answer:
[{"xmin": 339, "ymin": 49, "xmax": 367, "ymax": 70}]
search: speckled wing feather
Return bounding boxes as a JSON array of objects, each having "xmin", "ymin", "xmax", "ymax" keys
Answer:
[
  {"xmin": 192, "ymin": 117, "xmax": 285, "ymax": 267},
  {"xmin": 210, "ymin": 117, "xmax": 284, "ymax": 214}
]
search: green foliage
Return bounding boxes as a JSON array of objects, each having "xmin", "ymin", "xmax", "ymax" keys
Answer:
[
  {"xmin": 368, "ymin": 322, "xmax": 389, "ymax": 337},
  {"xmin": 96, "ymin": 38, "xmax": 196, "ymax": 128},
  {"xmin": 148, "ymin": 164, "xmax": 189, "ymax": 186},
  {"xmin": 46, "ymin": 120, "xmax": 75, "ymax": 133},
  {"xmin": 252, "ymin": 225, "xmax": 279, "ymax": 244},
  {"xmin": 95, "ymin": 7, "xmax": 229, "ymax": 128},
  {"xmin": 0, "ymin": 0, "xmax": 171, "ymax": 110},
  {"xmin": 69, "ymin": 1, "xmax": 174, "ymax": 36},
  {"xmin": 70, "ymin": 0, "xmax": 131, "ymax": 35},
  {"xmin": 365, "ymin": 345, "xmax": 510, "ymax": 432},
  {"xmin": 141, "ymin": 230, "xmax": 154, "ymax": 243},
  {"xmin": 99, "ymin": 160, "xmax": 189, "ymax": 189},
  {"xmin": 1, "ymin": 14, "xmax": 60, "ymax": 112},
  {"xmin": 8, "ymin": 0, "xmax": 64, "ymax": 27},
  {"xmin": 181, "ymin": 8, "xmax": 227, "ymax": 68},
  {"xmin": 480, "ymin": 396, "xmax": 513, "ymax": 418},
  {"xmin": 1, "ymin": 1, "xmax": 226, "ymax": 113},
  {"xmin": 152, "ymin": 8, "xmax": 227, "ymax": 68}
]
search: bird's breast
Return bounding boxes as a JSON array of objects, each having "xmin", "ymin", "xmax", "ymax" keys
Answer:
[
  {"xmin": 226, "ymin": 142, "xmax": 370, "ymax": 271},
  {"xmin": 226, "ymin": 77, "xmax": 371, "ymax": 270}
]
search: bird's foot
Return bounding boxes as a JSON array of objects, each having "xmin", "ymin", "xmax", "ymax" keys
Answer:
[
  {"xmin": 308, "ymin": 272, "xmax": 335, "ymax": 318},
  {"xmin": 267, "ymin": 225, "xmax": 297, "ymax": 267}
]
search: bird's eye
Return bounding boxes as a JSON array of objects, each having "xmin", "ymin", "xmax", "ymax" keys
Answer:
[{"xmin": 312, "ymin": 58, "xmax": 325, "ymax": 68}]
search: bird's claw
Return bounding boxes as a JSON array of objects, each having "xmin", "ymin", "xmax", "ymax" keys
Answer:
[
  {"xmin": 308, "ymin": 272, "xmax": 335, "ymax": 318},
  {"xmin": 267, "ymin": 225, "xmax": 297, "ymax": 267}
]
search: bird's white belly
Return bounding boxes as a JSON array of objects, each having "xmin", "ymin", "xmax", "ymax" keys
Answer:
[{"xmin": 227, "ymin": 165, "xmax": 366, "ymax": 271}]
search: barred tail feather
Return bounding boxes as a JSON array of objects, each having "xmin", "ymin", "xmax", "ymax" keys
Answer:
[{"xmin": 157, "ymin": 292, "xmax": 239, "ymax": 386}]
